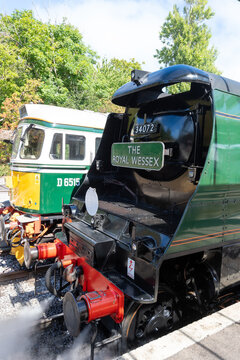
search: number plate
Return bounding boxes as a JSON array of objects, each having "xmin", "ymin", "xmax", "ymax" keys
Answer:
[{"xmin": 134, "ymin": 123, "xmax": 158, "ymax": 135}]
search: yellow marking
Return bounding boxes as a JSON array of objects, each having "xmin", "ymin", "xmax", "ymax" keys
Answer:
[
  {"xmin": 35, "ymin": 174, "xmax": 40, "ymax": 184},
  {"xmin": 5, "ymin": 176, "xmax": 13, "ymax": 189},
  {"xmin": 10, "ymin": 237, "xmax": 25, "ymax": 266},
  {"xmin": 10, "ymin": 171, "xmax": 40, "ymax": 211}
]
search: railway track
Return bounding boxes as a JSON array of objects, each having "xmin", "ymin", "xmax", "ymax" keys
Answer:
[
  {"xmin": 0, "ymin": 263, "xmax": 51, "ymax": 284},
  {"xmin": 0, "ymin": 250, "xmax": 240, "ymax": 360}
]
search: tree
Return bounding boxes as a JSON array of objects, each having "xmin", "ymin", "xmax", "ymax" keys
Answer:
[
  {"xmin": 155, "ymin": 0, "xmax": 219, "ymax": 74},
  {"xmin": 0, "ymin": 79, "xmax": 42, "ymax": 130},
  {"xmin": 0, "ymin": 10, "xmax": 98, "ymax": 108},
  {"xmin": 0, "ymin": 79, "xmax": 42, "ymax": 170},
  {"xmin": 0, "ymin": 11, "xmax": 142, "ymax": 175},
  {"xmin": 0, "ymin": 10, "xmax": 142, "ymax": 115},
  {"xmin": 0, "ymin": 42, "xmax": 28, "ymax": 104},
  {"xmin": 85, "ymin": 58, "xmax": 142, "ymax": 113}
]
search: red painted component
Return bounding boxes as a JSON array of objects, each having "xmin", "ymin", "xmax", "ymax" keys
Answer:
[
  {"xmin": 0, "ymin": 205, "xmax": 13, "ymax": 215},
  {"xmin": 37, "ymin": 242, "xmax": 58, "ymax": 260},
  {"xmin": 81, "ymin": 289, "xmax": 122, "ymax": 323},
  {"xmin": 61, "ymin": 258, "xmax": 76, "ymax": 268},
  {"xmin": 60, "ymin": 248, "xmax": 124, "ymax": 323},
  {"xmin": 37, "ymin": 239, "xmax": 124, "ymax": 323},
  {"xmin": 37, "ymin": 239, "xmax": 75, "ymax": 260},
  {"xmin": 77, "ymin": 257, "xmax": 124, "ymax": 323}
]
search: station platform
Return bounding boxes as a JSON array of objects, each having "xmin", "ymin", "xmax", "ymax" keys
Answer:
[{"xmin": 120, "ymin": 301, "xmax": 240, "ymax": 360}]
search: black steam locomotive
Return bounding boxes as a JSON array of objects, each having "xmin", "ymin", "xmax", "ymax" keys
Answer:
[{"xmin": 24, "ymin": 65, "xmax": 240, "ymax": 351}]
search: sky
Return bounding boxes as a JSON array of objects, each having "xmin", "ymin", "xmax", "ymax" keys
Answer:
[{"xmin": 0, "ymin": 0, "xmax": 239, "ymax": 81}]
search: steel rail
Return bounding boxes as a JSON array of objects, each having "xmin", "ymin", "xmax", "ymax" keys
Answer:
[{"xmin": 0, "ymin": 264, "xmax": 51, "ymax": 284}]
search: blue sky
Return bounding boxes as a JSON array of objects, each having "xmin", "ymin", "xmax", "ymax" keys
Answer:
[{"xmin": 0, "ymin": 0, "xmax": 239, "ymax": 81}]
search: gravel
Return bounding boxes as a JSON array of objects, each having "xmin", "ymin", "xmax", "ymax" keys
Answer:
[
  {"xmin": 0, "ymin": 252, "xmax": 23, "ymax": 274},
  {"xmin": 0, "ymin": 253, "xmax": 73, "ymax": 359},
  {"xmin": 0, "ymin": 253, "xmax": 118, "ymax": 360}
]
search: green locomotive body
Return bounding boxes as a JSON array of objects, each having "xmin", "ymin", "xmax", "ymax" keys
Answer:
[{"xmin": 169, "ymin": 90, "xmax": 240, "ymax": 259}]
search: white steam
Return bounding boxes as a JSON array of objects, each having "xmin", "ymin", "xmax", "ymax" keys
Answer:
[
  {"xmin": 56, "ymin": 324, "xmax": 116, "ymax": 360},
  {"xmin": 0, "ymin": 298, "xmax": 53, "ymax": 360},
  {"xmin": 57, "ymin": 325, "xmax": 91, "ymax": 360}
]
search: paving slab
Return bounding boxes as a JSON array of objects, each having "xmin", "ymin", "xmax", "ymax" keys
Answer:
[{"xmin": 119, "ymin": 302, "xmax": 240, "ymax": 360}]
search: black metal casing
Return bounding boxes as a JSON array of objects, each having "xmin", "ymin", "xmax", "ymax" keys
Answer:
[{"xmin": 64, "ymin": 65, "xmax": 240, "ymax": 304}]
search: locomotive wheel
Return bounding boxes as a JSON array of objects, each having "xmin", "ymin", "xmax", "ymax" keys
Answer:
[
  {"xmin": 45, "ymin": 262, "xmax": 72, "ymax": 298},
  {"xmin": 121, "ymin": 302, "xmax": 142, "ymax": 352},
  {"xmin": 121, "ymin": 292, "xmax": 179, "ymax": 352},
  {"xmin": 185, "ymin": 262, "xmax": 220, "ymax": 307}
]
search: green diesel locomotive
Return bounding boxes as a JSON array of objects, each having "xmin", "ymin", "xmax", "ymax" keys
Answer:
[{"xmin": 0, "ymin": 104, "xmax": 107, "ymax": 264}]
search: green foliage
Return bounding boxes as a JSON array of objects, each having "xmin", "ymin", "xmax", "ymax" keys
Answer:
[
  {"xmin": 0, "ymin": 79, "xmax": 42, "ymax": 165},
  {"xmin": 85, "ymin": 58, "xmax": 142, "ymax": 113},
  {"xmin": 0, "ymin": 141, "xmax": 11, "ymax": 163},
  {"xmin": 155, "ymin": 0, "xmax": 220, "ymax": 76},
  {"xmin": 0, "ymin": 10, "xmax": 143, "ymax": 164},
  {"xmin": 0, "ymin": 79, "xmax": 42, "ymax": 130},
  {"xmin": 0, "ymin": 10, "xmax": 97, "ymax": 108},
  {"xmin": 0, "ymin": 163, "xmax": 10, "ymax": 177},
  {"xmin": 0, "ymin": 10, "xmax": 140, "ymax": 114},
  {"xmin": 0, "ymin": 42, "xmax": 28, "ymax": 104}
]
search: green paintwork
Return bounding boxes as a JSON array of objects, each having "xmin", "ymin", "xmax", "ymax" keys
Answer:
[
  {"xmin": 11, "ymin": 162, "xmax": 87, "ymax": 170},
  {"xmin": 39, "ymin": 172, "xmax": 87, "ymax": 214},
  {"xmin": 111, "ymin": 142, "xmax": 164, "ymax": 171},
  {"xmin": 167, "ymin": 89, "xmax": 240, "ymax": 255},
  {"xmin": 20, "ymin": 119, "xmax": 104, "ymax": 133},
  {"xmin": 17, "ymin": 171, "xmax": 88, "ymax": 214}
]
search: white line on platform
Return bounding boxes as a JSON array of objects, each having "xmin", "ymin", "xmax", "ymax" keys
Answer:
[{"xmin": 119, "ymin": 302, "xmax": 240, "ymax": 360}]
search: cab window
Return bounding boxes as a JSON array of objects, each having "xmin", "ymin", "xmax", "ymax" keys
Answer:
[
  {"xmin": 11, "ymin": 127, "xmax": 23, "ymax": 159},
  {"xmin": 20, "ymin": 128, "xmax": 45, "ymax": 159},
  {"xmin": 65, "ymin": 134, "xmax": 85, "ymax": 160},
  {"xmin": 50, "ymin": 133, "xmax": 63, "ymax": 160}
]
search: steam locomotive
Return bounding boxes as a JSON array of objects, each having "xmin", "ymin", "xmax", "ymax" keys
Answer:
[{"xmin": 24, "ymin": 64, "xmax": 240, "ymax": 350}]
